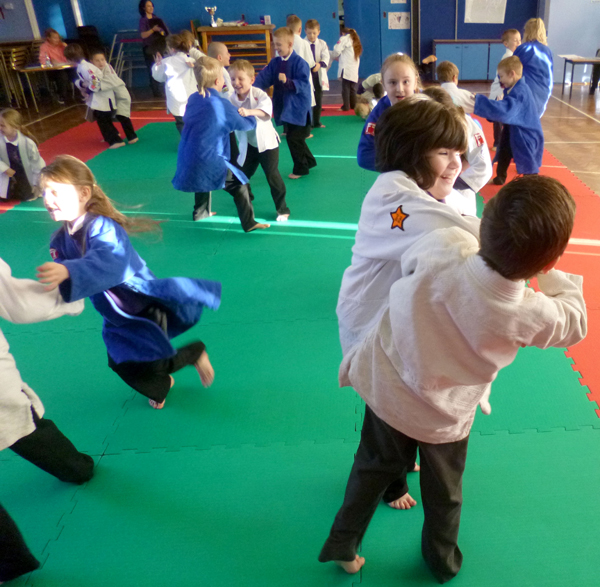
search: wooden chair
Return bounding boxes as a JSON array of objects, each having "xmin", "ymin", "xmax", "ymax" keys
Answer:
[{"xmin": 4, "ymin": 46, "xmax": 30, "ymax": 108}]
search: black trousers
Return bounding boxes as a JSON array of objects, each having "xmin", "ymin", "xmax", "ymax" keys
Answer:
[
  {"xmin": 312, "ymin": 71, "xmax": 323, "ymax": 127},
  {"xmin": 143, "ymin": 46, "xmax": 163, "ymax": 97},
  {"xmin": 0, "ymin": 503, "xmax": 40, "ymax": 583},
  {"xmin": 9, "ymin": 411, "xmax": 94, "ymax": 485},
  {"xmin": 492, "ymin": 121, "xmax": 502, "ymax": 148},
  {"xmin": 94, "ymin": 111, "xmax": 137, "ymax": 145},
  {"xmin": 108, "ymin": 341, "xmax": 206, "ymax": 403},
  {"xmin": 590, "ymin": 63, "xmax": 600, "ymax": 95},
  {"xmin": 286, "ymin": 120, "xmax": 317, "ymax": 176},
  {"xmin": 494, "ymin": 125, "xmax": 513, "ymax": 183},
  {"xmin": 242, "ymin": 145, "xmax": 289, "ymax": 215},
  {"xmin": 341, "ymin": 78, "xmax": 358, "ymax": 111},
  {"xmin": 174, "ymin": 115, "xmax": 184, "ymax": 135},
  {"xmin": 319, "ymin": 406, "xmax": 469, "ymax": 584}
]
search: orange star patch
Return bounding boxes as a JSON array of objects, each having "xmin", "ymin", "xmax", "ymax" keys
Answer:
[{"xmin": 390, "ymin": 205, "xmax": 409, "ymax": 230}]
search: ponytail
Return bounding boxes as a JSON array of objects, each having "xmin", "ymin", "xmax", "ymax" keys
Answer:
[{"xmin": 344, "ymin": 28, "xmax": 363, "ymax": 60}]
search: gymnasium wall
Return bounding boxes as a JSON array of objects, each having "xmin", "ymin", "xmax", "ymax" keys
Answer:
[
  {"xmin": 34, "ymin": 0, "xmax": 78, "ymax": 40},
  {"xmin": 548, "ymin": 0, "xmax": 600, "ymax": 85},
  {"xmin": 0, "ymin": 0, "xmax": 34, "ymax": 41}
]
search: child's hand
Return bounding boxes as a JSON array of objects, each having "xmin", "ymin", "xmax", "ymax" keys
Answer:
[
  {"xmin": 278, "ymin": 73, "xmax": 287, "ymax": 83},
  {"xmin": 187, "ymin": 61, "xmax": 194, "ymax": 68},
  {"xmin": 154, "ymin": 52, "xmax": 163, "ymax": 64},
  {"xmin": 312, "ymin": 63, "xmax": 321, "ymax": 72},
  {"xmin": 36, "ymin": 262, "xmax": 69, "ymax": 291},
  {"xmin": 4, "ymin": 168, "xmax": 16, "ymax": 177},
  {"xmin": 238, "ymin": 107, "xmax": 249, "ymax": 117}
]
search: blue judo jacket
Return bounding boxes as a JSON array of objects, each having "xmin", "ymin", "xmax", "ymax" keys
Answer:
[
  {"xmin": 513, "ymin": 41, "xmax": 553, "ymax": 117},
  {"xmin": 474, "ymin": 78, "xmax": 544, "ymax": 175},
  {"xmin": 172, "ymin": 89, "xmax": 256, "ymax": 193},
  {"xmin": 51, "ymin": 214, "xmax": 221, "ymax": 364},
  {"xmin": 254, "ymin": 51, "xmax": 312, "ymax": 127},
  {"xmin": 356, "ymin": 96, "xmax": 391, "ymax": 171}
]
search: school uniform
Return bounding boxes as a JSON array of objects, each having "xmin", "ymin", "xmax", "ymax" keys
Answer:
[
  {"xmin": 336, "ymin": 171, "xmax": 481, "ymax": 356},
  {"xmin": 172, "ymin": 89, "xmax": 260, "ymax": 230},
  {"xmin": 513, "ymin": 41, "xmax": 554, "ymax": 117},
  {"xmin": 323, "ymin": 226, "xmax": 587, "ymax": 582},
  {"xmin": 96, "ymin": 63, "xmax": 137, "ymax": 142},
  {"xmin": 0, "ymin": 257, "xmax": 93, "ymax": 484},
  {"xmin": 452, "ymin": 115, "xmax": 492, "ymax": 212},
  {"xmin": 152, "ymin": 52, "xmax": 197, "ymax": 134},
  {"xmin": 229, "ymin": 87, "xmax": 289, "ymax": 216},
  {"xmin": 356, "ymin": 95, "xmax": 390, "ymax": 171},
  {"xmin": 331, "ymin": 34, "xmax": 360, "ymax": 110},
  {"xmin": 76, "ymin": 59, "xmax": 124, "ymax": 147},
  {"xmin": 254, "ymin": 51, "xmax": 316, "ymax": 176},
  {"xmin": 305, "ymin": 36, "xmax": 330, "ymax": 127},
  {"xmin": 49, "ymin": 213, "xmax": 221, "ymax": 402},
  {"xmin": 0, "ymin": 132, "xmax": 45, "ymax": 201},
  {"xmin": 488, "ymin": 47, "xmax": 513, "ymax": 146},
  {"xmin": 474, "ymin": 77, "xmax": 544, "ymax": 182},
  {"xmin": 440, "ymin": 81, "xmax": 475, "ymax": 114}
]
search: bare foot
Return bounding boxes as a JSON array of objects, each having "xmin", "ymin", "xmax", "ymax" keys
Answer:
[
  {"xmin": 128, "ymin": 138, "xmax": 139, "ymax": 144},
  {"xmin": 194, "ymin": 351, "xmax": 214, "ymax": 387},
  {"xmin": 288, "ymin": 173, "xmax": 302, "ymax": 179},
  {"xmin": 276, "ymin": 214, "xmax": 289, "ymax": 222},
  {"xmin": 247, "ymin": 223, "xmax": 270, "ymax": 232},
  {"xmin": 307, "ymin": 133, "xmax": 314, "ymax": 139},
  {"xmin": 387, "ymin": 492, "xmax": 417, "ymax": 510},
  {"xmin": 108, "ymin": 142, "xmax": 126, "ymax": 149},
  {"xmin": 335, "ymin": 555, "xmax": 365, "ymax": 574},
  {"xmin": 149, "ymin": 398, "xmax": 165, "ymax": 409},
  {"xmin": 412, "ymin": 463, "xmax": 421, "ymax": 472}
]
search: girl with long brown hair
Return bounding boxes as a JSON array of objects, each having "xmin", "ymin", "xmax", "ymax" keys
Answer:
[
  {"xmin": 0, "ymin": 109, "xmax": 45, "ymax": 201},
  {"xmin": 332, "ymin": 27, "xmax": 363, "ymax": 110},
  {"xmin": 36, "ymin": 155, "xmax": 222, "ymax": 410}
]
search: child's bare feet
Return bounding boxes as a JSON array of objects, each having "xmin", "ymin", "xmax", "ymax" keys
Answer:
[
  {"xmin": 307, "ymin": 133, "xmax": 314, "ymax": 139},
  {"xmin": 247, "ymin": 223, "xmax": 270, "ymax": 231},
  {"xmin": 276, "ymin": 214, "xmax": 289, "ymax": 222},
  {"xmin": 108, "ymin": 142, "xmax": 126, "ymax": 149},
  {"xmin": 412, "ymin": 463, "xmax": 420, "ymax": 472},
  {"xmin": 335, "ymin": 555, "xmax": 365, "ymax": 574},
  {"xmin": 194, "ymin": 351, "xmax": 214, "ymax": 387},
  {"xmin": 149, "ymin": 399, "xmax": 165, "ymax": 409},
  {"xmin": 387, "ymin": 492, "xmax": 417, "ymax": 510},
  {"xmin": 128, "ymin": 138, "xmax": 139, "ymax": 144},
  {"xmin": 288, "ymin": 173, "xmax": 302, "ymax": 179}
]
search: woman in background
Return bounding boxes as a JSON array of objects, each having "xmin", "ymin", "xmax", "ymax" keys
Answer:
[{"xmin": 138, "ymin": 0, "xmax": 169, "ymax": 97}]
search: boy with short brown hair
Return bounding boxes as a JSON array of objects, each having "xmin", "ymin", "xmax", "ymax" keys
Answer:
[{"xmin": 436, "ymin": 60, "xmax": 475, "ymax": 113}]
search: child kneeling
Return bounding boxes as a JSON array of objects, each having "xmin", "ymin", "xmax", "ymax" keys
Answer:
[{"xmin": 320, "ymin": 175, "xmax": 586, "ymax": 582}]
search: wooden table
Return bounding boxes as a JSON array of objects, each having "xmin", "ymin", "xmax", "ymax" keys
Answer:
[
  {"xmin": 559, "ymin": 55, "xmax": 600, "ymax": 98},
  {"xmin": 15, "ymin": 63, "xmax": 74, "ymax": 112},
  {"xmin": 196, "ymin": 24, "xmax": 275, "ymax": 71}
]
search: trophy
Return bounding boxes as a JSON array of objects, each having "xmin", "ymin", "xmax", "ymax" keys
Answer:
[{"xmin": 205, "ymin": 6, "xmax": 217, "ymax": 27}]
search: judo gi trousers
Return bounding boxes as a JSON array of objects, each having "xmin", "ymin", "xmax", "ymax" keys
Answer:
[
  {"xmin": 9, "ymin": 410, "xmax": 94, "ymax": 485},
  {"xmin": 109, "ymin": 341, "xmax": 207, "ymax": 403},
  {"xmin": 494, "ymin": 125, "xmax": 513, "ymax": 183},
  {"xmin": 319, "ymin": 406, "xmax": 469, "ymax": 584},
  {"xmin": 0, "ymin": 504, "xmax": 40, "ymax": 583},
  {"xmin": 341, "ymin": 78, "xmax": 357, "ymax": 111},
  {"xmin": 95, "ymin": 111, "xmax": 137, "ymax": 145},
  {"xmin": 242, "ymin": 145, "xmax": 290, "ymax": 215},
  {"xmin": 311, "ymin": 71, "xmax": 323, "ymax": 127},
  {"xmin": 286, "ymin": 121, "xmax": 317, "ymax": 176},
  {"xmin": 194, "ymin": 171, "xmax": 257, "ymax": 231}
]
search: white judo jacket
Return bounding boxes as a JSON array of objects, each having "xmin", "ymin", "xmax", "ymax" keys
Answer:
[
  {"xmin": 441, "ymin": 82, "xmax": 475, "ymax": 114},
  {"xmin": 304, "ymin": 37, "xmax": 330, "ymax": 91},
  {"xmin": 0, "ymin": 258, "xmax": 84, "ymax": 450},
  {"xmin": 331, "ymin": 34, "xmax": 360, "ymax": 83},
  {"xmin": 152, "ymin": 52, "xmax": 198, "ymax": 117},
  {"xmin": 0, "ymin": 132, "xmax": 45, "ymax": 199},
  {"xmin": 293, "ymin": 35, "xmax": 316, "ymax": 107},
  {"xmin": 229, "ymin": 87, "xmax": 280, "ymax": 165},
  {"xmin": 76, "ymin": 59, "xmax": 115, "ymax": 112},
  {"xmin": 337, "ymin": 171, "xmax": 481, "ymax": 355},
  {"xmin": 96, "ymin": 63, "xmax": 132, "ymax": 118}
]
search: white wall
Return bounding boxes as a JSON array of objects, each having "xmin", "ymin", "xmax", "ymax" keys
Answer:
[{"xmin": 548, "ymin": 0, "xmax": 600, "ymax": 84}]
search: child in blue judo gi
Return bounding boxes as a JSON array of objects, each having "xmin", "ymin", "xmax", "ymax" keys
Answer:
[
  {"xmin": 254, "ymin": 27, "xmax": 316, "ymax": 180},
  {"xmin": 513, "ymin": 18, "xmax": 553, "ymax": 118},
  {"xmin": 172, "ymin": 56, "xmax": 269, "ymax": 232},
  {"xmin": 36, "ymin": 155, "xmax": 222, "ymax": 410},
  {"xmin": 474, "ymin": 56, "xmax": 544, "ymax": 186}
]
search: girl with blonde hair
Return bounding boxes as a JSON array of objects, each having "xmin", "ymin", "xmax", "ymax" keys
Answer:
[
  {"xmin": 0, "ymin": 109, "xmax": 45, "ymax": 201},
  {"xmin": 513, "ymin": 18, "xmax": 553, "ymax": 116},
  {"xmin": 37, "ymin": 155, "xmax": 222, "ymax": 410}
]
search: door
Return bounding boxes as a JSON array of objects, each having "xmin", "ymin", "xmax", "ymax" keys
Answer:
[{"xmin": 380, "ymin": 0, "xmax": 411, "ymax": 61}]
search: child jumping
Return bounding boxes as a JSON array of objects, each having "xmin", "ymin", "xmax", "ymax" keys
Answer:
[
  {"xmin": 474, "ymin": 56, "xmax": 544, "ymax": 185},
  {"xmin": 254, "ymin": 27, "xmax": 315, "ymax": 179},
  {"xmin": 37, "ymin": 155, "xmax": 222, "ymax": 410},
  {"xmin": 331, "ymin": 28, "xmax": 362, "ymax": 111},
  {"xmin": 320, "ymin": 175, "xmax": 586, "ymax": 582},
  {"xmin": 172, "ymin": 57, "xmax": 268, "ymax": 231},
  {"xmin": 0, "ymin": 109, "xmax": 45, "ymax": 201},
  {"xmin": 229, "ymin": 59, "xmax": 290, "ymax": 222},
  {"xmin": 152, "ymin": 33, "xmax": 198, "ymax": 134}
]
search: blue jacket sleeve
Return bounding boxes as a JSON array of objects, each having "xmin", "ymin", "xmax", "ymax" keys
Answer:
[
  {"xmin": 254, "ymin": 60, "xmax": 276, "ymax": 90},
  {"xmin": 58, "ymin": 219, "xmax": 140, "ymax": 302},
  {"xmin": 357, "ymin": 113, "xmax": 379, "ymax": 171},
  {"xmin": 474, "ymin": 93, "xmax": 523, "ymax": 126}
]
